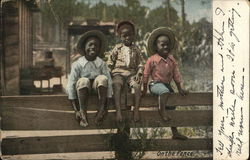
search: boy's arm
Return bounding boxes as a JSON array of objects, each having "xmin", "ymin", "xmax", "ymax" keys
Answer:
[
  {"xmin": 142, "ymin": 58, "xmax": 151, "ymax": 95},
  {"xmin": 107, "ymin": 47, "xmax": 118, "ymax": 71},
  {"xmin": 101, "ymin": 62, "xmax": 113, "ymax": 98},
  {"xmin": 135, "ymin": 48, "xmax": 145, "ymax": 83},
  {"xmin": 67, "ymin": 62, "xmax": 79, "ymax": 100},
  {"xmin": 137, "ymin": 48, "xmax": 145, "ymax": 75},
  {"xmin": 173, "ymin": 63, "xmax": 187, "ymax": 96}
]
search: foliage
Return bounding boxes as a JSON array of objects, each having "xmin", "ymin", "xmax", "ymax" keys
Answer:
[{"xmin": 40, "ymin": 0, "xmax": 212, "ymax": 67}]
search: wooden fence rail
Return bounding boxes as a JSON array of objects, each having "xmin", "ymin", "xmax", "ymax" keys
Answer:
[{"xmin": 0, "ymin": 92, "xmax": 213, "ymax": 159}]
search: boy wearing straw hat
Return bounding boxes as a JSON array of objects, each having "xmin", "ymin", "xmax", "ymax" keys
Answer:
[
  {"xmin": 143, "ymin": 27, "xmax": 188, "ymax": 140},
  {"xmin": 107, "ymin": 21, "xmax": 145, "ymax": 123},
  {"xmin": 67, "ymin": 30, "xmax": 112, "ymax": 127}
]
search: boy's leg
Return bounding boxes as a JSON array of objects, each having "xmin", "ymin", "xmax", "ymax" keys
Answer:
[
  {"xmin": 93, "ymin": 75, "xmax": 108, "ymax": 125},
  {"xmin": 149, "ymin": 82, "xmax": 171, "ymax": 121},
  {"xmin": 129, "ymin": 77, "xmax": 141, "ymax": 122},
  {"xmin": 112, "ymin": 75, "xmax": 124, "ymax": 122},
  {"xmin": 165, "ymin": 85, "xmax": 188, "ymax": 140},
  {"xmin": 76, "ymin": 77, "xmax": 90, "ymax": 127}
]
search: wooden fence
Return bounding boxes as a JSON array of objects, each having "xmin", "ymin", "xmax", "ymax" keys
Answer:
[{"xmin": 0, "ymin": 92, "xmax": 212, "ymax": 160}]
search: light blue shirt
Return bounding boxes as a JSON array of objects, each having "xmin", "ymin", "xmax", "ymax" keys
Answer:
[{"xmin": 66, "ymin": 56, "xmax": 113, "ymax": 99}]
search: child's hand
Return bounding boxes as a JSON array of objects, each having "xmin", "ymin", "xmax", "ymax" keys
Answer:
[
  {"xmin": 134, "ymin": 72, "xmax": 143, "ymax": 84},
  {"xmin": 178, "ymin": 88, "xmax": 188, "ymax": 96}
]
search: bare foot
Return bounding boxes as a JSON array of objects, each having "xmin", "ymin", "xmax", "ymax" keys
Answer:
[
  {"xmin": 94, "ymin": 109, "xmax": 107, "ymax": 126},
  {"xmin": 159, "ymin": 111, "xmax": 171, "ymax": 121},
  {"xmin": 133, "ymin": 109, "xmax": 140, "ymax": 122},
  {"xmin": 79, "ymin": 110, "xmax": 88, "ymax": 127},
  {"xmin": 172, "ymin": 132, "xmax": 188, "ymax": 140},
  {"xmin": 75, "ymin": 111, "xmax": 81, "ymax": 121},
  {"xmin": 116, "ymin": 112, "xmax": 123, "ymax": 122}
]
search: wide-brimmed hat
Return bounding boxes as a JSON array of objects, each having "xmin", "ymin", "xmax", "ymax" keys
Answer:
[
  {"xmin": 147, "ymin": 27, "xmax": 176, "ymax": 56},
  {"xmin": 77, "ymin": 30, "xmax": 107, "ymax": 58},
  {"xmin": 116, "ymin": 20, "xmax": 135, "ymax": 34}
]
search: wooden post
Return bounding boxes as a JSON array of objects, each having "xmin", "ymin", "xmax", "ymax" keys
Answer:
[{"xmin": 114, "ymin": 112, "xmax": 132, "ymax": 160}]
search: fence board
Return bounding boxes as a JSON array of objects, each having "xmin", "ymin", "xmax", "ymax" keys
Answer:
[
  {"xmin": 1, "ymin": 93, "xmax": 212, "ymax": 111},
  {"xmin": 132, "ymin": 139, "xmax": 212, "ymax": 151},
  {"xmin": 2, "ymin": 135, "xmax": 212, "ymax": 155},
  {"xmin": 2, "ymin": 134, "xmax": 112, "ymax": 155},
  {"xmin": 1, "ymin": 107, "xmax": 212, "ymax": 130}
]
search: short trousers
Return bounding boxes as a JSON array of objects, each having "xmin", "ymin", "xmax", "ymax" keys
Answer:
[
  {"xmin": 76, "ymin": 75, "xmax": 108, "ymax": 92},
  {"xmin": 149, "ymin": 81, "xmax": 176, "ymax": 110},
  {"xmin": 112, "ymin": 74, "xmax": 141, "ymax": 90}
]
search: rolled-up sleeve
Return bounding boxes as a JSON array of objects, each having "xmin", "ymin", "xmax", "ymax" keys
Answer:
[
  {"xmin": 143, "ymin": 57, "xmax": 152, "ymax": 84},
  {"xmin": 101, "ymin": 63, "xmax": 113, "ymax": 98},
  {"xmin": 173, "ymin": 62, "xmax": 182, "ymax": 83},
  {"xmin": 66, "ymin": 62, "xmax": 79, "ymax": 99}
]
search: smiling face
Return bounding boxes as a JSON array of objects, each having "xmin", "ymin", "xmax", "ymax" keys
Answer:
[
  {"xmin": 84, "ymin": 36, "xmax": 101, "ymax": 61},
  {"xmin": 119, "ymin": 24, "xmax": 135, "ymax": 46},
  {"xmin": 155, "ymin": 35, "xmax": 171, "ymax": 58}
]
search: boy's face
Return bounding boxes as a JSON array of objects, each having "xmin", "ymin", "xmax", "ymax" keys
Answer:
[
  {"xmin": 119, "ymin": 25, "xmax": 135, "ymax": 46},
  {"xmin": 84, "ymin": 37, "xmax": 100, "ymax": 61},
  {"xmin": 156, "ymin": 35, "xmax": 171, "ymax": 57}
]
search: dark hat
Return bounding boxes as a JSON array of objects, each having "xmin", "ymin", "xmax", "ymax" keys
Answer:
[
  {"xmin": 147, "ymin": 27, "xmax": 176, "ymax": 56},
  {"xmin": 77, "ymin": 30, "xmax": 107, "ymax": 58},
  {"xmin": 116, "ymin": 20, "xmax": 135, "ymax": 34}
]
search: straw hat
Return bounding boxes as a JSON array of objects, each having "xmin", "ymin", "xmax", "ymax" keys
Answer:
[
  {"xmin": 77, "ymin": 30, "xmax": 107, "ymax": 58},
  {"xmin": 147, "ymin": 27, "xmax": 176, "ymax": 56}
]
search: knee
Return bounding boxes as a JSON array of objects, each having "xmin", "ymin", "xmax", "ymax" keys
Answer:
[
  {"xmin": 113, "ymin": 82, "xmax": 122, "ymax": 91},
  {"xmin": 76, "ymin": 77, "xmax": 90, "ymax": 90},
  {"xmin": 159, "ymin": 90, "xmax": 169, "ymax": 96},
  {"xmin": 96, "ymin": 75, "xmax": 108, "ymax": 87}
]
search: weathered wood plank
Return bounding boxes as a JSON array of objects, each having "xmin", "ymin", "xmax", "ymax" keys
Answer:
[
  {"xmin": 1, "ymin": 107, "xmax": 212, "ymax": 130},
  {"xmin": 4, "ymin": 77, "xmax": 19, "ymax": 95},
  {"xmin": 2, "ymin": 134, "xmax": 113, "ymax": 155},
  {"xmin": 4, "ymin": 35, "xmax": 19, "ymax": 46},
  {"xmin": 132, "ymin": 139, "xmax": 212, "ymax": 151},
  {"xmin": 5, "ymin": 65, "xmax": 19, "ymax": 80},
  {"xmin": 129, "ymin": 92, "xmax": 213, "ymax": 107},
  {"xmin": 1, "ymin": 93, "xmax": 212, "ymax": 111},
  {"xmin": 4, "ymin": 16, "xmax": 18, "ymax": 24},
  {"xmin": 5, "ymin": 46, "xmax": 19, "ymax": 58},
  {"xmin": 5, "ymin": 55, "xmax": 19, "ymax": 68},
  {"xmin": 4, "ymin": 25, "xmax": 19, "ymax": 36},
  {"xmin": 1, "ymin": 136, "xmax": 212, "ymax": 155}
]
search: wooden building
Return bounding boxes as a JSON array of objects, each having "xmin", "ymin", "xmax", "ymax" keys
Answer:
[{"xmin": 0, "ymin": 0, "xmax": 38, "ymax": 95}]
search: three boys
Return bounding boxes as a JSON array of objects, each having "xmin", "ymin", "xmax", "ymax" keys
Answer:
[{"xmin": 67, "ymin": 23, "xmax": 188, "ymax": 140}]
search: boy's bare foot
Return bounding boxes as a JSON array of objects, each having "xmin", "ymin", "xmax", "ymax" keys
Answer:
[
  {"xmin": 79, "ymin": 110, "xmax": 88, "ymax": 127},
  {"xmin": 133, "ymin": 109, "xmax": 140, "ymax": 122},
  {"xmin": 172, "ymin": 132, "xmax": 188, "ymax": 140},
  {"xmin": 95, "ymin": 109, "xmax": 107, "ymax": 126},
  {"xmin": 75, "ymin": 111, "xmax": 81, "ymax": 121},
  {"xmin": 159, "ymin": 111, "xmax": 171, "ymax": 121},
  {"xmin": 116, "ymin": 112, "xmax": 123, "ymax": 122}
]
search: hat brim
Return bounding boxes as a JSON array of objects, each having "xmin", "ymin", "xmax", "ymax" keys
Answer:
[
  {"xmin": 77, "ymin": 30, "xmax": 107, "ymax": 58},
  {"xmin": 147, "ymin": 27, "xmax": 176, "ymax": 56}
]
